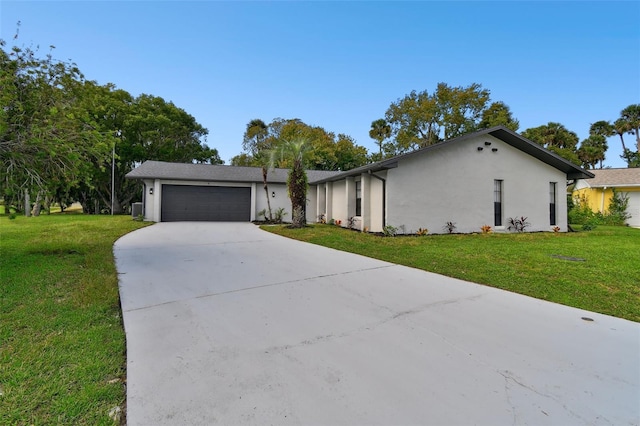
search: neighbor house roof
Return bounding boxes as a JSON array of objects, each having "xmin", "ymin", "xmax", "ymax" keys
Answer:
[
  {"xmin": 125, "ymin": 160, "xmax": 342, "ymax": 184},
  {"xmin": 577, "ymin": 168, "xmax": 640, "ymax": 188},
  {"xmin": 313, "ymin": 126, "xmax": 594, "ymax": 183}
]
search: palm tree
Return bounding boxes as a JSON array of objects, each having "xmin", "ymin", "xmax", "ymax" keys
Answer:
[
  {"xmin": 270, "ymin": 138, "xmax": 310, "ymax": 228},
  {"xmin": 577, "ymin": 135, "xmax": 607, "ymax": 169},
  {"xmin": 369, "ymin": 119, "xmax": 391, "ymax": 159},
  {"xmin": 620, "ymin": 104, "xmax": 640, "ymax": 152},
  {"xmin": 243, "ymin": 119, "xmax": 272, "ymax": 220},
  {"xmin": 613, "ymin": 118, "xmax": 630, "ymax": 153}
]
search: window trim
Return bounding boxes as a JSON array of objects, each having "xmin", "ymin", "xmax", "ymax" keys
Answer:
[
  {"xmin": 494, "ymin": 180, "xmax": 503, "ymax": 227},
  {"xmin": 355, "ymin": 180, "xmax": 362, "ymax": 217},
  {"xmin": 549, "ymin": 182, "xmax": 557, "ymax": 226}
]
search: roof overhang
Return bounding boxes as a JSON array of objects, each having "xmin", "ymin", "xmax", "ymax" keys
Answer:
[
  {"xmin": 485, "ymin": 127, "xmax": 594, "ymax": 180},
  {"xmin": 313, "ymin": 126, "xmax": 594, "ymax": 184}
]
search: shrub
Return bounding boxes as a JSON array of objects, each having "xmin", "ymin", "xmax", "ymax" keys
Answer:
[
  {"xmin": 507, "ymin": 216, "xmax": 530, "ymax": 232},
  {"xmin": 569, "ymin": 190, "xmax": 630, "ymax": 226},
  {"xmin": 606, "ymin": 189, "xmax": 630, "ymax": 226},
  {"xmin": 383, "ymin": 225, "xmax": 397, "ymax": 237},
  {"xmin": 582, "ymin": 218, "xmax": 598, "ymax": 231},
  {"xmin": 416, "ymin": 227, "xmax": 429, "ymax": 236},
  {"xmin": 568, "ymin": 194, "xmax": 597, "ymax": 225},
  {"xmin": 274, "ymin": 207, "xmax": 287, "ymax": 223},
  {"xmin": 347, "ymin": 216, "xmax": 359, "ymax": 229},
  {"xmin": 480, "ymin": 225, "xmax": 492, "ymax": 234},
  {"xmin": 443, "ymin": 221, "xmax": 457, "ymax": 234}
]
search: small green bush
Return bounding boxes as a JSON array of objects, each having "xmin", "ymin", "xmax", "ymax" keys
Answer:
[
  {"xmin": 606, "ymin": 189, "xmax": 631, "ymax": 226},
  {"xmin": 568, "ymin": 196, "xmax": 596, "ymax": 225},
  {"xmin": 274, "ymin": 207, "xmax": 287, "ymax": 223},
  {"xmin": 383, "ymin": 225, "xmax": 398, "ymax": 237},
  {"xmin": 582, "ymin": 218, "xmax": 599, "ymax": 231},
  {"xmin": 569, "ymin": 190, "xmax": 630, "ymax": 227}
]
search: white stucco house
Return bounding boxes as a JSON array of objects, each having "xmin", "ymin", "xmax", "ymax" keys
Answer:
[
  {"xmin": 126, "ymin": 126, "xmax": 593, "ymax": 233},
  {"xmin": 125, "ymin": 162, "xmax": 340, "ymax": 223}
]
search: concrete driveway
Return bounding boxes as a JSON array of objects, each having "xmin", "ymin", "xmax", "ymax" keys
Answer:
[{"xmin": 114, "ymin": 222, "xmax": 639, "ymax": 425}]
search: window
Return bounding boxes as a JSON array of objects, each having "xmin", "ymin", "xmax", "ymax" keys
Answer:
[
  {"xmin": 494, "ymin": 180, "xmax": 503, "ymax": 226},
  {"xmin": 355, "ymin": 180, "xmax": 362, "ymax": 216},
  {"xmin": 549, "ymin": 182, "xmax": 557, "ymax": 226}
]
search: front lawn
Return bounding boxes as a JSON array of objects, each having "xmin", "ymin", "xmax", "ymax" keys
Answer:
[
  {"xmin": 264, "ymin": 225, "xmax": 640, "ymax": 322},
  {"xmin": 0, "ymin": 214, "xmax": 150, "ymax": 425}
]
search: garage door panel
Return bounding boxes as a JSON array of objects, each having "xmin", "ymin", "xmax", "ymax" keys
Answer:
[
  {"xmin": 627, "ymin": 193, "xmax": 640, "ymax": 227},
  {"xmin": 161, "ymin": 185, "xmax": 251, "ymax": 222}
]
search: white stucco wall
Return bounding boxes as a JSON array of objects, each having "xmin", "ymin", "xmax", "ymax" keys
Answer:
[
  {"xmin": 385, "ymin": 135, "xmax": 567, "ymax": 234},
  {"xmin": 252, "ymin": 182, "xmax": 319, "ymax": 223},
  {"xmin": 329, "ymin": 181, "xmax": 347, "ymax": 224},
  {"xmin": 254, "ymin": 183, "xmax": 289, "ymax": 221},
  {"xmin": 368, "ymin": 173, "xmax": 385, "ymax": 232},
  {"xmin": 140, "ymin": 179, "xmax": 155, "ymax": 221}
]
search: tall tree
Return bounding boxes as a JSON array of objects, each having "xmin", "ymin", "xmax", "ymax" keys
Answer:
[
  {"xmin": 589, "ymin": 120, "xmax": 614, "ymax": 139},
  {"xmin": 242, "ymin": 119, "xmax": 269, "ymax": 155},
  {"xmin": 385, "ymin": 89, "xmax": 440, "ymax": 154},
  {"xmin": 332, "ymin": 134, "xmax": 369, "ymax": 171},
  {"xmin": 434, "ymin": 82, "xmax": 490, "ymax": 139},
  {"xmin": 613, "ymin": 118, "xmax": 630, "ymax": 154},
  {"xmin": 521, "ymin": 122, "xmax": 580, "ymax": 165},
  {"xmin": 384, "ymin": 82, "xmax": 497, "ymax": 156},
  {"xmin": 81, "ymin": 91, "xmax": 219, "ymax": 214},
  {"xmin": 230, "ymin": 153, "xmax": 254, "ymax": 166},
  {"xmin": 478, "ymin": 101, "xmax": 520, "ymax": 131},
  {"xmin": 233, "ymin": 118, "xmax": 369, "ymax": 172},
  {"xmin": 270, "ymin": 138, "xmax": 310, "ymax": 228},
  {"xmin": 369, "ymin": 118, "xmax": 391, "ymax": 159},
  {"xmin": 0, "ymin": 39, "xmax": 111, "ymax": 214},
  {"xmin": 582, "ymin": 121, "xmax": 612, "ymax": 169},
  {"xmin": 577, "ymin": 135, "xmax": 607, "ymax": 169},
  {"xmin": 620, "ymin": 104, "xmax": 640, "ymax": 153},
  {"xmin": 1, "ymin": 32, "xmax": 222, "ymax": 215}
]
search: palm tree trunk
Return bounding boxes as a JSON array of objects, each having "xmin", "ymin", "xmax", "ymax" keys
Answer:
[
  {"xmin": 619, "ymin": 133, "xmax": 628, "ymax": 153},
  {"xmin": 289, "ymin": 160, "xmax": 307, "ymax": 228},
  {"xmin": 262, "ymin": 167, "xmax": 272, "ymax": 221}
]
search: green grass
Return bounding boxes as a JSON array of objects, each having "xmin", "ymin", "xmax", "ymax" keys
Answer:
[
  {"xmin": 1, "ymin": 214, "xmax": 150, "ymax": 425},
  {"xmin": 263, "ymin": 224, "xmax": 640, "ymax": 322}
]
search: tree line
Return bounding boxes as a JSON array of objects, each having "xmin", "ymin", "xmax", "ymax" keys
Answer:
[
  {"xmin": 1, "ymin": 31, "xmax": 220, "ymax": 215},
  {"xmin": 3, "ymin": 30, "xmax": 638, "ymax": 217},
  {"xmin": 233, "ymin": 84, "xmax": 639, "ymax": 171}
]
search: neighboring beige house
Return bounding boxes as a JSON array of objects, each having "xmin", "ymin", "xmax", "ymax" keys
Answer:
[
  {"xmin": 127, "ymin": 126, "xmax": 593, "ymax": 233},
  {"xmin": 573, "ymin": 168, "xmax": 640, "ymax": 228}
]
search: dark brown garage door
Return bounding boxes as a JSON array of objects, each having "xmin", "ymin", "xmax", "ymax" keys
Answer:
[{"xmin": 161, "ymin": 185, "xmax": 251, "ymax": 222}]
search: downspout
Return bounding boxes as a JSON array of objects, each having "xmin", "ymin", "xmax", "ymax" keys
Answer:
[
  {"xmin": 142, "ymin": 181, "xmax": 146, "ymax": 218},
  {"xmin": 368, "ymin": 170, "xmax": 386, "ymax": 228},
  {"xmin": 601, "ymin": 186, "xmax": 607, "ymax": 213}
]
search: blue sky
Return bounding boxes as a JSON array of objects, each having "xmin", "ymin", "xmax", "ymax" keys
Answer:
[{"xmin": 2, "ymin": 1, "xmax": 639, "ymax": 168}]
